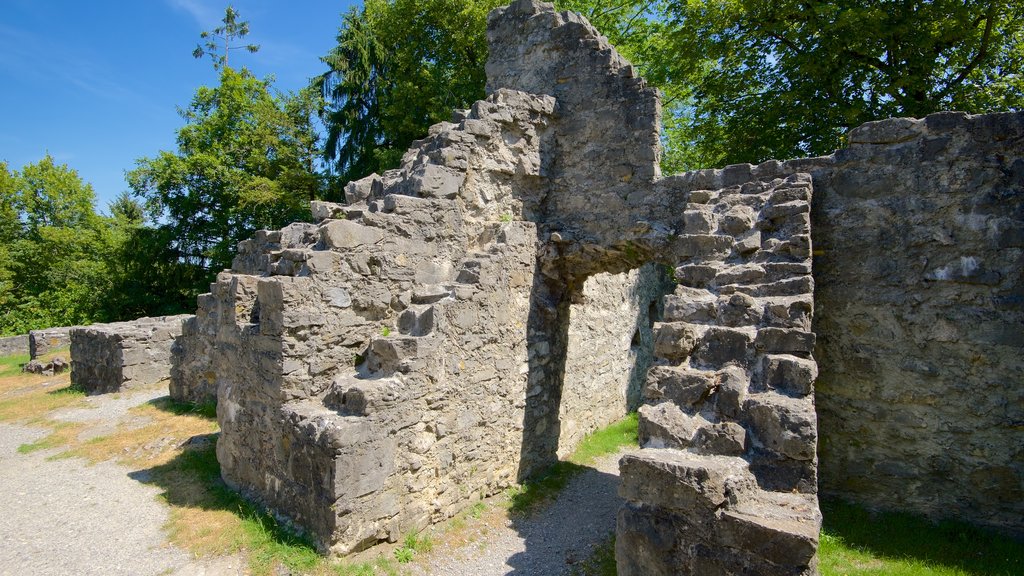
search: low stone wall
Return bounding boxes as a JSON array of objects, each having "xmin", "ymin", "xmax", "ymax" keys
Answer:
[
  {"xmin": 70, "ymin": 315, "xmax": 192, "ymax": 395},
  {"xmin": 29, "ymin": 327, "xmax": 74, "ymax": 359},
  {"xmin": 0, "ymin": 334, "xmax": 29, "ymax": 357}
]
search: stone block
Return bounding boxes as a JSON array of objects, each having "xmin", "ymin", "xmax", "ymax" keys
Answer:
[
  {"xmin": 321, "ymin": 220, "xmax": 385, "ymax": 250},
  {"xmin": 652, "ymin": 322, "xmax": 699, "ymax": 362},
  {"xmin": 762, "ymin": 354, "xmax": 818, "ymax": 396},
  {"xmin": 754, "ymin": 328, "xmax": 815, "ymax": 355},
  {"xmin": 693, "ymin": 327, "xmax": 754, "ymax": 367},
  {"xmin": 619, "ymin": 450, "xmax": 757, "ymax": 513}
]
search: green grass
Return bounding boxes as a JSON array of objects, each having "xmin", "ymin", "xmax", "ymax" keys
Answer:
[
  {"xmin": 567, "ymin": 413, "xmax": 638, "ymax": 466},
  {"xmin": 143, "ymin": 437, "xmax": 398, "ymax": 576},
  {"xmin": 819, "ymin": 499, "xmax": 1024, "ymax": 576},
  {"xmin": 507, "ymin": 412, "xmax": 639, "ymax": 515},
  {"xmin": 0, "ymin": 352, "xmax": 30, "ymax": 377}
]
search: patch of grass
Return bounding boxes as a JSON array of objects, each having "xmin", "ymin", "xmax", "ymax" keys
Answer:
[
  {"xmin": 0, "ymin": 352, "xmax": 30, "ymax": 377},
  {"xmin": 570, "ymin": 534, "xmax": 617, "ymax": 576},
  {"xmin": 0, "ymin": 376, "xmax": 86, "ymax": 423},
  {"xmin": 819, "ymin": 498, "xmax": 1024, "ymax": 576},
  {"xmin": 507, "ymin": 413, "xmax": 638, "ymax": 515},
  {"xmin": 468, "ymin": 501, "xmax": 487, "ymax": 519},
  {"xmin": 17, "ymin": 421, "xmax": 85, "ymax": 454},
  {"xmin": 505, "ymin": 461, "xmax": 583, "ymax": 515},
  {"xmin": 568, "ymin": 412, "xmax": 638, "ymax": 466},
  {"xmin": 61, "ymin": 396, "xmax": 218, "ymax": 468},
  {"xmin": 393, "ymin": 531, "xmax": 432, "ymax": 564}
]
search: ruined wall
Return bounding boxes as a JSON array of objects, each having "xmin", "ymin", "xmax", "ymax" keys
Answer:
[
  {"xmin": 0, "ymin": 334, "xmax": 29, "ymax": 357},
  {"xmin": 173, "ymin": 88, "xmax": 556, "ymax": 554},
  {"xmin": 30, "ymin": 327, "xmax": 74, "ymax": 359},
  {"xmin": 70, "ymin": 315, "xmax": 191, "ymax": 394},
  {"xmin": 558, "ymin": 265, "xmax": 669, "ymax": 457},
  {"xmin": 168, "ymin": 0, "xmax": 1021, "ymax": 568},
  {"xmin": 639, "ymin": 111, "xmax": 1024, "ymax": 539},
  {"xmin": 808, "ymin": 113, "xmax": 1024, "ymax": 536}
]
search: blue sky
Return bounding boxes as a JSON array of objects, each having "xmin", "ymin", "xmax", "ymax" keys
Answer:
[{"xmin": 0, "ymin": 0, "xmax": 361, "ymax": 211}]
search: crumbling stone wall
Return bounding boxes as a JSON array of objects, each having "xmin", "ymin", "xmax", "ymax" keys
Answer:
[
  {"xmin": 168, "ymin": 0, "xmax": 1022, "ymax": 569},
  {"xmin": 807, "ymin": 114, "xmax": 1024, "ymax": 537},
  {"xmin": 29, "ymin": 327, "xmax": 74, "ymax": 358},
  {"xmin": 70, "ymin": 315, "xmax": 191, "ymax": 394},
  {"xmin": 0, "ymin": 334, "xmax": 29, "ymax": 357}
]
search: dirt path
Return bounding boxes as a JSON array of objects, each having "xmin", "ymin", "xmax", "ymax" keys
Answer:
[
  {"xmin": 0, "ymin": 386, "xmax": 242, "ymax": 576},
  {"xmin": 0, "ymin": 376, "xmax": 632, "ymax": 576},
  {"xmin": 412, "ymin": 449, "xmax": 633, "ymax": 576}
]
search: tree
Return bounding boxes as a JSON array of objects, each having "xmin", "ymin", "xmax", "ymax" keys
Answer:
[
  {"xmin": 192, "ymin": 5, "xmax": 260, "ymax": 71},
  {"xmin": 0, "ymin": 156, "xmax": 118, "ymax": 334},
  {"xmin": 316, "ymin": 0, "xmax": 1023, "ymax": 178},
  {"xmin": 130, "ymin": 7, "xmax": 321, "ymax": 275},
  {"xmin": 660, "ymin": 0, "xmax": 1024, "ymax": 168},
  {"xmin": 314, "ymin": 0, "xmax": 507, "ymax": 189}
]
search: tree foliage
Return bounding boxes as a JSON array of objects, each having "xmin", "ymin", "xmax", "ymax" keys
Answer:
[
  {"xmin": 0, "ymin": 156, "xmax": 121, "ymax": 334},
  {"xmin": 192, "ymin": 5, "xmax": 260, "ymax": 71},
  {"xmin": 131, "ymin": 28, "xmax": 321, "ymax": 274},
  {"xmin": 316, "ymin": 0, "xmax": 1024, "ymax": 179},
  {"xmin": 659, "ymin": 0, "xmax": 1024, "ymax": 168},
  {"xmin": 314, "ymin": 0, "xmax": 506, "ymax": 189}
]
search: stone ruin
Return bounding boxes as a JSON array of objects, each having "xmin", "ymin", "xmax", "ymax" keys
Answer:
[
  {"xmin": 168, "ymin": 0, "xmax": 1022, "ymax": 572},
  {"xmin": 70, "ymin": 315, "xmax": 191, "ymax": 395},
  {"xmin": 30, "ymin": 326, "xmax": 75, "ymax": 359}
]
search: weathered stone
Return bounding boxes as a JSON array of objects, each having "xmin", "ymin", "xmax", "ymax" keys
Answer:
[
  {"xmin": 29, "ymin": 327, "xmax": 74, "ymax": 359},
  {"xmin": 620, "ymin": 450, "xmax": 757, "ymax": 513},
  {"xmin": 694, "ymin": 421, "xmax": 747, "ymax": 456},
  {"xmin": 637, "ymin": 402, "xmax": 699, "ymax": 449},
  {"xmin": 71, "ymin": 315, "xmax": 191, "ymax": 395},
  {"xmin": 644, "ymin": 366, "xmax": 716, "ymax": 408},
  {"xmin": 652, "ymin": 322, "xmax": 699, "ymax": 362},
  {"xmin": 154, "ymin": 0, "xmax": 1022, "ymax": 567},
  {"xmin": 321, "ymin": 220, "xmax": 385, "ymax": 250},
  {"xmin": 762, "ymin": 354, "xmax": 818, "ymax": 396}
]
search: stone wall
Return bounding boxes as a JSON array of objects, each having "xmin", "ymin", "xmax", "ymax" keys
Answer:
[
  {"xmin": 70, "ymin": 315, "xmax": 191, "ymax": 394},
  {"xmin": 0, "ymin": 334, "xmax": 29, "ymax": 357},
  {"xmin": 807, "ymin": 113, "xmax": 1024, "ymax": 537},
  {"xmin": 166, "ymin": 0, "xmax": 1021, "ymax": 568},
  {"xmin": 30, "ymin": 327, "xmax": 74, "ymax": 359}
]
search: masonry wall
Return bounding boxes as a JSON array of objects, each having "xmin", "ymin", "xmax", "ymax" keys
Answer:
[
  {"xmin": 807, "ymin": 113, "xmax": 1024, "ymax": 536},
  {"xmin": 658, "ymin": 112, "xmax": 1024, "ymax": 537},
  {"xmin": 70, "ymin": 315, "xmax": 191, "ymax": 394},
  {"xmin": 30, "ymin": 327, "xmax": 74, "ymax": 359},
  {"xmin": 0, "ymin": 334, "xmax": 29, "ymax": 357}
]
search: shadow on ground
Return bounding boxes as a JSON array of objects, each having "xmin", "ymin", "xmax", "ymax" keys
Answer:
[
  {"xmin": 504, "ymin": 461, "xmax": 621, "ymax": 576},
  {"xmin": 820, "ymin": 498, "xmax": 1024, "ymax": 575}
]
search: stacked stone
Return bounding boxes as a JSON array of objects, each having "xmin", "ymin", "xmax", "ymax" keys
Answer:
[
  {"xmin": 616, "ymin": 174, "xmax": 821, "ymax": 576},
  {"xmin": 29, "ymin": 327, "xmax": 75, "ymax": 358},
  {"xmin": 69, "ymin": 315, "xmax": 191, "ymax": 395},
  {"xmin": 172, "ymin": 87, "xmax": 556, "ymax": 554},
  {"xmin": 0, "ymin": 334, "xmax": 29, "ymax": 357}
]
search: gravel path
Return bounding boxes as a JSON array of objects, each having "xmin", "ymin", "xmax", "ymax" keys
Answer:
[
  {"xmin": 415, "ymin": 448, "xmax": 634, "ymax": 576},
  {"xmin": 0, "ymin": 390, "xmax": 243, "ymax": 576}
]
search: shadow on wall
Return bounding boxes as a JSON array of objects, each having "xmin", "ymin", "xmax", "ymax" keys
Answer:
[{"xmin": 517, "ymin": 256, "xmax": 672, "ymax": 482}]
